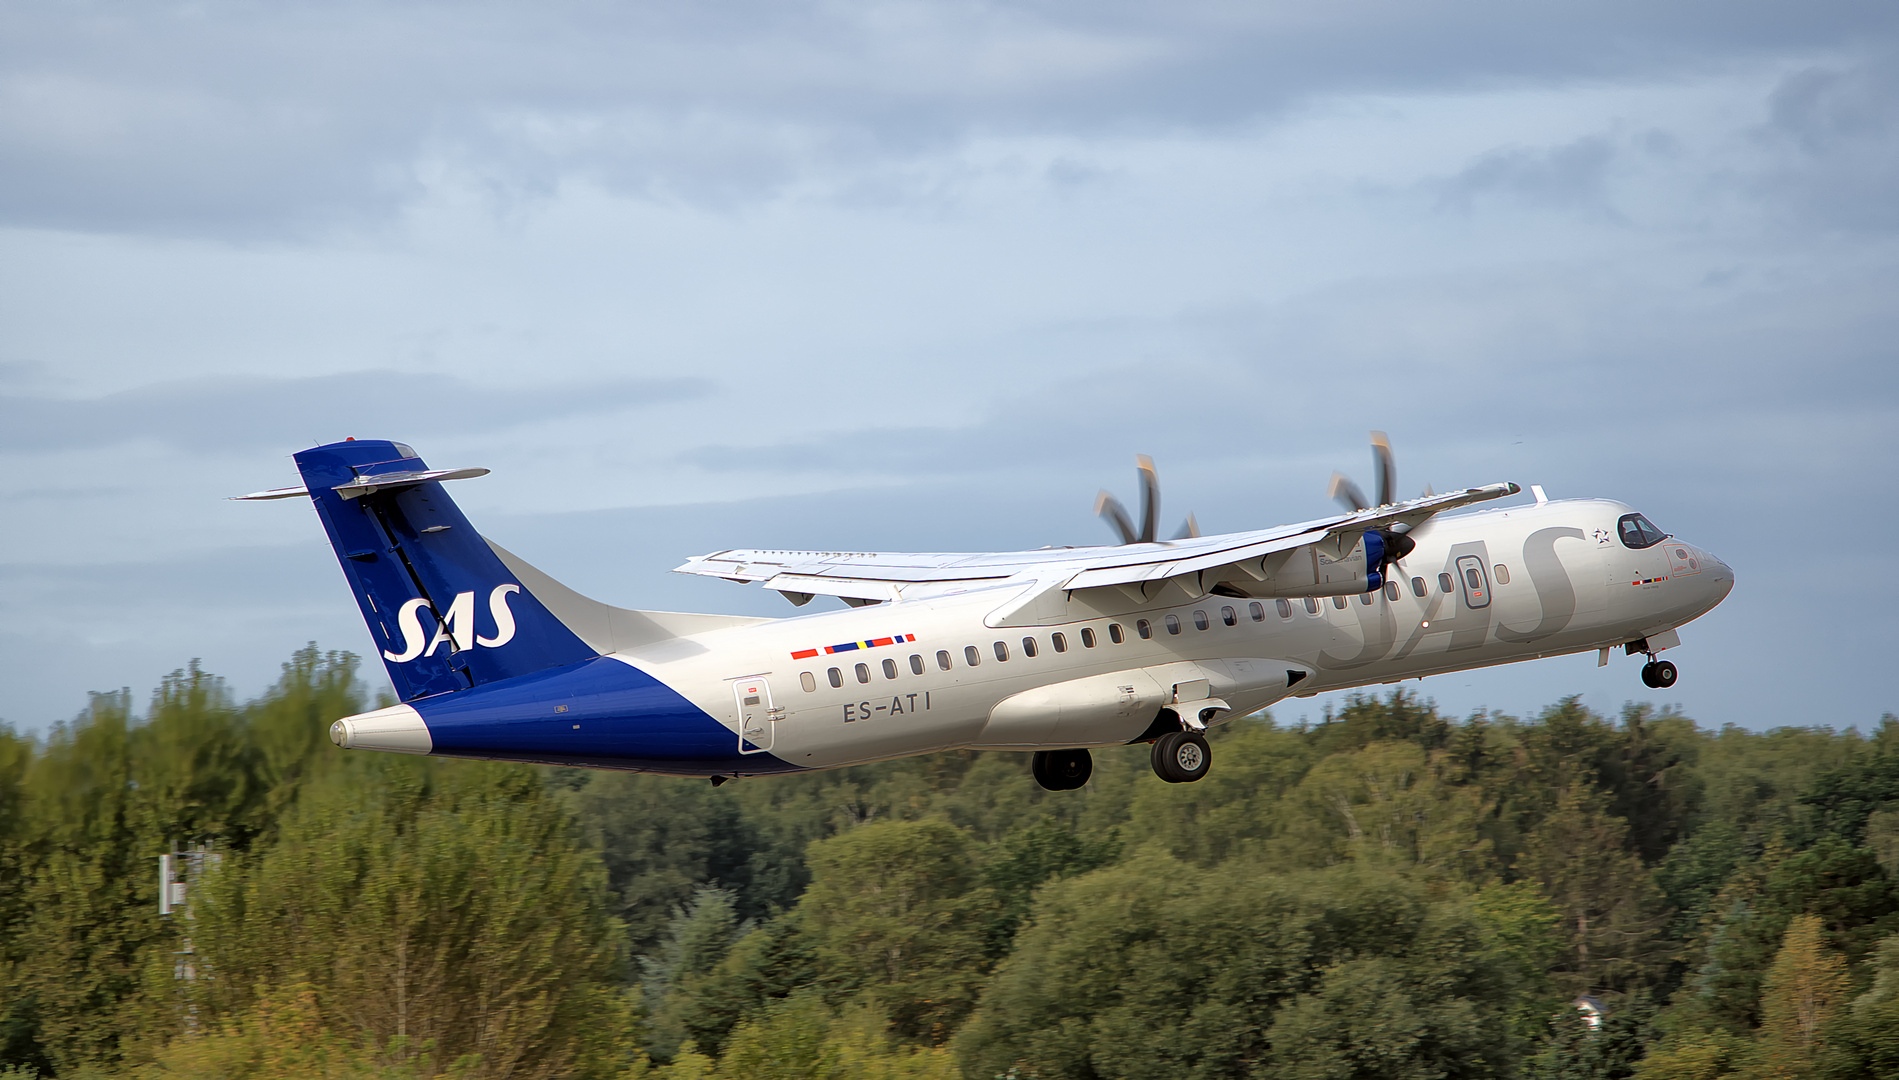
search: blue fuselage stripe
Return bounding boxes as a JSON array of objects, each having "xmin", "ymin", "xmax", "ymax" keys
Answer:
[{"xmin": 408, "ymin": 656, "xmax": 798, "ymax": 774}]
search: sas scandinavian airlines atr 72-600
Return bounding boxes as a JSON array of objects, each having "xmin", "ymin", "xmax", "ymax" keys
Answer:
[{"xmin": 239, "ymin": 434, "xmax": 1732, "ymax": 790}]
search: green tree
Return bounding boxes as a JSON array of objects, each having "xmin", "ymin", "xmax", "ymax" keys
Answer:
[
  {"xmin": 641, "ymin": 887, "xmax": 749, "ymax": 1061},
  {"xmin": 190, "ymin": 756, "xmax": 636, "ymax": 1080},
  {"xmin": 1799, "ymin": 717, "xmax": 1899, "ymax": 844},
  {"xmin": 1822, "ymin": 934, "xmax": 1899, "ymax": 1079},
  {"xmin": 1516, "ymin": 785, "xmax": 1670, "ymax": 996},
  {"xmin": 1, "ymin": 690, "xmax": 173, "ymax": 1073},
  {"xmin": 1269, "ymin": 739, "xmax": 1502, "ymax": 878},
  {"xmin": 980, "ymin": 816, "xmax": 1120, "ymax": 954},
  {"xmin": 955, "ymin": 858, "xmax": 1517, "ymax": 1080},
  {"xmin": 799, "ymin": 819, "xmax": 994, "ymax": 1043},
  {"xmin": 1115, "ymin": 717, "xmax": 1316, "ymax": 867},
  {"xmin": 1756, "ymin": 915, "xmax": 1848, "ymax": 1076}
]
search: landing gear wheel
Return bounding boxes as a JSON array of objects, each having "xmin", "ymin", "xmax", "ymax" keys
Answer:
[
  {"xmin": 1031, "ymin": 748, "xmax": 1094, "ymax": 791},
  {"xmin": 1641, "ymin": 660, "xmax": 1678, "ymax": 689},
  {"xmin": 1151, "ymin": 731, "xmax": 1211, "ymax": 784}
]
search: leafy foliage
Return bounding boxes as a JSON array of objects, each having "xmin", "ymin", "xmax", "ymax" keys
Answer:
[{"xmin": 5, "ymin": 657, "xmax": 1899, "ymax": 1080}]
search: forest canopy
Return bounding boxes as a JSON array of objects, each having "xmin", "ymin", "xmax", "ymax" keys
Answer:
[{"xmin": 1, "ymin": 645, "xmax": 1896, "ymax": 1079}]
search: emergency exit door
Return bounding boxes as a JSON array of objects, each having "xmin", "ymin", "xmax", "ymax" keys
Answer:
[
  {"xmin": 1455, "ymin": 555, "xmax": 1491, "ymax": 609},
  {"xmin": 733, "ymin": 676, "xmax": 778, "ymax": 753}
]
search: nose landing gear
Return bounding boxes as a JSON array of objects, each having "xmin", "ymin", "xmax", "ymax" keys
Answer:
[{"xmin": 1641, "ymin": 659, "xmax": 1678, "ymax": 689}]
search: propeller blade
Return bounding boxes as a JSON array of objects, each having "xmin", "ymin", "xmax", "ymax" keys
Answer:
[
  {"xmin": 1371, "ymin": 431, "xmax": 1395, "ymax": 507},
  {"xmin": 1328, "ymin": 472, "xmax": 1369, "ymax": 513},
  {"xmin": 1171, "ymin": 513, "xmax": 1200, "ymax": 541},
  {"xmin": 1095, "ymin": 491, "xmax": 1138, "ymax": 545},
  {"xmin": 1135, "ymin": 455, "xmax": 1159, "ymax": 544}
]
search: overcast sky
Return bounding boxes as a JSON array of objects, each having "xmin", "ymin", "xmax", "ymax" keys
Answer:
[{"xmin": 3, "ymin": 1, "xmax": 1896, "ymax": 736}]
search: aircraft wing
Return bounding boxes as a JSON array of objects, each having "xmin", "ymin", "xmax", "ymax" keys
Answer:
[{"xmin": 673, "ymin": 483, "xmax": 1519, "ymax": 606}]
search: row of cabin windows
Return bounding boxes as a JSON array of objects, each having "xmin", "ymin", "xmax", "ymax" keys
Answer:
[
  {"xmin": 797, "ymin": 564, "xmax": 1517, "ymax": 691},
  {"xmin": 805, "ymin": 622, "xmax": 1135, "ymax": 690}
]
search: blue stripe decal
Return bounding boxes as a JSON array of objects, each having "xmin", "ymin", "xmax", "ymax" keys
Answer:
[{"xmin": 409, "ymin": 656, "xmax": 801, "ymax": 775}]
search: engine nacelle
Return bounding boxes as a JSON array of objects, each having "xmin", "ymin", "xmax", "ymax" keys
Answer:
[{"xmin": 1211, "ymin": 531, "xmax": 1392, "ymax": 599}]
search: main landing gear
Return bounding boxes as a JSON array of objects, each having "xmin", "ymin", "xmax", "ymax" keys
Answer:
[
  {"xmin": 1151, "ymin": 730, "xmax": 1211, "ymax": 784},
  {"xmin": 1032, "ymin": 748, "xmax": 1093, "ymax": 791},
  {"xmin": 1641, "ymin": 659, "xmax": 1678, "ymax": 689}
]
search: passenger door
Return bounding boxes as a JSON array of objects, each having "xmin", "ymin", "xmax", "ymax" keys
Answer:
[{"xmin": 732, "ymin": 675, "xmax": 778, "ymax": 753}]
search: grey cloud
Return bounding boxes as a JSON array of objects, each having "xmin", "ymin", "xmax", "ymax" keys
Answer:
[
  {"xmin": 0, "ymin": 371, "xmax": 709, "ymax": 453},
  {"xmin": 1752, "ymin": 54, "xmax": 1899, "ymax": 230},
  {"xmin": 1433, "ymin": 136, "xmax": 1620, "ymax": 217},
  {"xmin": 2, "ymin": 1, "xmax": 1895, "ymax": 236}
]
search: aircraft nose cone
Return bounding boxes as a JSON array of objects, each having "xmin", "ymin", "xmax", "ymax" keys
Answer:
[{"xmin": 1698, "ymin": 547, "xmax": 1735, "ymax": 601}]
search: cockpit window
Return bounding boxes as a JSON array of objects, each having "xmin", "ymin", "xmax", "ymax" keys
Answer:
[{"xmin": 1617, "ymin": 513, "xmax": 1667, "ymax": 549}]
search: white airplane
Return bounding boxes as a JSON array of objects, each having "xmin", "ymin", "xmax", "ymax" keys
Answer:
[{"xmin": 239, "ymin": 434, "xmax": 1732, "ymax": 789}]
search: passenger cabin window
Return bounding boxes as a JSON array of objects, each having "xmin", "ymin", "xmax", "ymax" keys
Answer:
[
  {"xmin": 1081, "ymin": 627, "xmax": 1098, "ymax": 648},
  {"xmin": 1411, "ymin": 576, "xmax": 1427, "ymax": 598},
  {"xmin": 1439, "ymin": 572, "xmax": 1455, "ymax": 593},
  {"xmin": 1165, "ymin": 615, "xmax": 1181, "ymax": 635},
  {"xmin": 1494, "ymin": 564, "xmax": 1511, "ymax": 585},
  {"xmin": 1618, "ymin": 513, "xmax": 1668, "ymax": 549},
  {"xmin": 1358, "ymin": 591, "xmax": 1373, "ymax": 605},
  {"xmin": 910, "ymin": 654, "xmax": 925, "ymax": 675},
  {"xmin": 1332, "ymin": 596, "xmax": 1348, "ymax": 610},
  {"xmin": 1304, "ymin": 597, "xmax": 1319, "ymax": 614},
  {"xmin": 882, "ymin": 658, "xmax": 898, "ymax": 679},
  {"xmin": 965, "ymin": 646, "xmax": 981, "ymax": 667},
  {"xmin": 936, "ymin": 650, "xmax": 952, "ymax": 671},
  {"xmin": 828, "ymin": 667, "xmax": 843, "ymax": 688},
  {"xmin": 1253, "ymin": 601, "xmax": 1269, "ymax": 621},
  {"xmin": 1276, "ymin": 599, "xmax": 1292, "ymax": 618},
  {"xmin": 994, "ymin": 641, "xmax": 1010, "ymax": 661},
  {"xmin": 1021, "ymin": 636, "xmax": 1038, "ymax": 658},
  {"xmin": 1221, "ymin": 606, "xmax": 1238, "ymax": 627},
  {"xmin": 1109, "ymin": 623, "xmax": 1125, "ymax": 644},
  {"xmin": 1384, "ymin": 581, "xmax": 1401, "ymax": 601},
  {"xmin": 856, "ymin": 663, "xmax": 871, "ymax": 684},
  {"xmin": 1193, "ymin": 610, "xmax": 1210, "ymax": 631},
  {"xmin": 1052, "ymin": 632, "xmax": 1068, "ymax": 652},
  {"xmin": 800, "ymin": 671, "xmax": 817, "ymax": 692},
  {"xmin": 1136, "ymin": 620, "xmax": 1153, "ymax": 639}
]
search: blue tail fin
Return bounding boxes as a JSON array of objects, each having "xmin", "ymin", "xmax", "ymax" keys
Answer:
[{"xmin": 294, "ymin": 439, "xmax": 596, "ymax": 700}]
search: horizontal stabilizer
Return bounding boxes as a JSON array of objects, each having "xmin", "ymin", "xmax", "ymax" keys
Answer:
[
  {"xmin": 230, "ymin": 485, "xmax": 310, "ymax": 501},
  {"xmin": 231, "ymin": 467, "xmax": 489, "ymax": 502},
  {"xmin": 333, "ymin": 467, "xmax": 489, "ymax": 499}
]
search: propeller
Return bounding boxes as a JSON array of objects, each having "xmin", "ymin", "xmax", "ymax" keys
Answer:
[
  {"xmin": 1096, "ymin": 455, "xmax": 1200, "ymax": 544},
  {"xmin": 1328, "ymin": 430, "xmax": 1397, "ymax": 511},
  {"xmin": 1327, "ymin": 431, "xmax": 1415, "ymax": 584}
]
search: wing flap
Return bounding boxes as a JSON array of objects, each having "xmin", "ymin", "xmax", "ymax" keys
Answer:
[{"xmin": 672, "ymin": 483, "xmax": 1520, "ymax": 603}]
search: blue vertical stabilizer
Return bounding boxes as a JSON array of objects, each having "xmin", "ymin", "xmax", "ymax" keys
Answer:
[{"xmin": 294, "ymin": 439, "xmax": 597, "ymax": 700}]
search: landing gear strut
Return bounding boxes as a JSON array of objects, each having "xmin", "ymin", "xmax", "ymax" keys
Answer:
[
  {"xmin": 1032, "ymin": 748, "xmax": 1093, "ymax": 791},
  {"xmin": 1151, "ymin": 730, "xmax": 1212, "ymax": 784},
  {"xmin": 1641, "ymin": 659, "xmax": 1678, "ymax": 689}
]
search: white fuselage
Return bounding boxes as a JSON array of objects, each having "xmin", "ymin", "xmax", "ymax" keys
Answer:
[{"xmin": 609, "ymin": 498, "xmax": 1732, "ymax": 774}]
